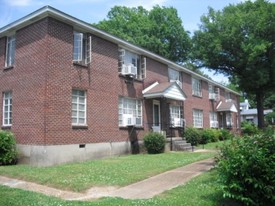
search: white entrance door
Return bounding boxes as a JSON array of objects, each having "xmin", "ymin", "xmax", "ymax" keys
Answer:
[{"xmin": 152, "ymin": 100, "xmax": 161, "ymax": 132}]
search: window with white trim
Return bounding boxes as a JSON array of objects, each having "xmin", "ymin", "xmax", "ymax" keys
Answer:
[
  {"xmin": 192, "ymin": 78, "xmax": 202, "ymax": 97},
  {"xmin": 226, "ymin": 113, "xmax": 233, "ymax": 127},
  {"xmin": 73, "ymin": 31, "xmax": 91, "ymax": 64},
  {"xmin": 209, "ymin": 112, "xmax": 218, "ymax": 128},
  {"xmin": 3, "ymin": 91, "xmax": 12, "ymax": 126},
  {"xmin": 193, "ymin": 109, "xmax": 203, "ymax": 128},
  {"xmin": 225, "ymin": 91, "xmax": 231, "ymax": 101},
  {"xmin": 118, "ymin": 97, "xmax": 142, "ymax": 127},
  {"xmin": 169, "ymin": 68, "xmax": 182, "ymax": 88},
  {"xmin": 119, "ymin": 48, "xmax": 146, "ymax": 80},
  {"xmin": 72, "ymin": 89, "xmax": 87, "ymax": 126},
  {"xmin": 170, "ymin": 105, "xmax": 184, "ymax": 127},
  {"xmin": 5, "ymin": 35, "xmax": 16, "ymax": 67}
]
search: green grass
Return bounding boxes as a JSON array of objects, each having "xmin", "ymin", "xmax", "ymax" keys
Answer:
[
  {"xmin": 0, "ymin": 152, "xmax": 215, "ymax": 192},
  {"xmin": 0, "ymin": 170, "xmax": 241, "ymax": 206},
  {"xmin": 197, "ymin": 139, "xmax": 231, "ymax": 150}
]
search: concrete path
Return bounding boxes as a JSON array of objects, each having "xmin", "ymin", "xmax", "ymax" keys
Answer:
[
  {"xmin": 0, "ymin": 158, "xmax": 215, "ymax": 200},
  {"xmin": 108, "ymin": 158, "xmax": 215, "ymax": 199}
]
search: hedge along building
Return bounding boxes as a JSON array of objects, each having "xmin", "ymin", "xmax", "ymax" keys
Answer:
[{"xmin": 0, "ymin": 6, "xmax": 240, "ymax": 166}]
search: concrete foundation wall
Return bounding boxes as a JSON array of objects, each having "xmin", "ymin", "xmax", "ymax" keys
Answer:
[{"xmin": 17, "ymin": 141, "xmax": 132, "ymax": 166}]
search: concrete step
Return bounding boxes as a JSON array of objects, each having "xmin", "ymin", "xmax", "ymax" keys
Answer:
[{"xmin": 170, "ymin": 138, "xmax": 195, "ymax": 151}]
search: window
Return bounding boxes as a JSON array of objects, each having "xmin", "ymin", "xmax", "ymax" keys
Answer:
[
  {"xmin": 225, "ymin": 91, "xmax": 231, "ymax": 101},
  {"xmin": 208, "ymin": 84, "xmax": 216, "ymax": 99},
  {"xmin": 3, "ymin": 91, "xmax": 12, "ymax": 126},
  {"xmin": 119, "ymin": 48, "xmax": 146, "ymax": 80},
  {"xmin": 169, "ymin": 68, "xmax": 182, "ymax": 88},
  {"xmin": 209, "ymin": 112, "xmax": 218, "ymax": 128},
  {"xmin": 170, "ymin": 105, "xmax": 184, "ymax": 127},
  {"xmin": 73, "ymin": 31, "xmax": 91, "ymax": 64},
  {"xmin": 5, "ymin": 35, "xmax": 16, "ymax": 67},
  {"xmin": 192, "ymin": 78, "xmax": 202, "ymax": 97},
  {"xmin": 72, "ymin": 89, "xmax": 87, "ymax": 126},
  {"xmin": 226, "ymin": 113, "xmax": 233, "ymax": 127},
  {"xmin": 193, "ymin": 109, "xmax": 203, "ymax": 128},
  {"xmin": 118, "ymin": 97, "xmax": 142, "ymax": 127}
]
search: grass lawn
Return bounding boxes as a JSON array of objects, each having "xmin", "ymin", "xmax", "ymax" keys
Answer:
[
  {"xmin": 0, "ymin": 152, "xmax": 215, "ymax": 192},
  {"xmin": 0, "ymin": 169, "xmax": 240, "ymax": 206},
  {"xmin": 197, "ymin": 139, "xmax": 231, "ymax": 150}
]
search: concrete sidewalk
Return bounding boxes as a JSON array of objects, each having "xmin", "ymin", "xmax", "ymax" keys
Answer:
[
  {"xmin": 0, "ymin": 158, "xmax": 215, "ymax": 200},
  {"xmin": 108, "ymin": 158, "xmax": 215, "ymax": 199}
]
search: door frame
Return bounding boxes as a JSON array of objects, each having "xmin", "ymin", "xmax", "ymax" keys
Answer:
[{"xmin": 152, "ymin": 100, "xmax": 161, "ymax": 131}]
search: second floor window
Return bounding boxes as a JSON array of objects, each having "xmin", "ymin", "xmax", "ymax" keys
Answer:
[
  {"xmin": 119, "ymin": 48, "xmax": 146, "ymax": 80},
  {"xmin": 3, "ymin": 91, "xmax": 12, "ymax": 126},
  {"xmin": 169, "ymin": 68, "xmax": 182, "ymax": 88},
  {"xmin": 192, "ymin": 78, "xmax": 202, "ymax": 97},
  {"xmin": 5, "ymin": 35, "xmax": 16, "ymax": 67},
  {"xmin": 225, "ymin": 91, "xmax": 231, "ymax": 101},
  {"xmin": 73, "ymin": 31, "xmax": 91, "ymax": 65}
]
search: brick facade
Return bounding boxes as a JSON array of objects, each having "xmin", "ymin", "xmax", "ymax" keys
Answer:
[{"xmin": 0, "ymin": 6, "xmax": 240, "ymax": 165}]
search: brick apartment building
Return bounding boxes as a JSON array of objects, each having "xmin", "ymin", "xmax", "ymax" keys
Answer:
[{"xmin": 0, "ymin": 6, "xmax": 240, "ymax": 166}]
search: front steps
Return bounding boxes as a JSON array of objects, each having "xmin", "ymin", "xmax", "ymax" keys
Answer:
[{"xmin": 166, "ymin": 137, "xmax": 194, "ymax": 152}]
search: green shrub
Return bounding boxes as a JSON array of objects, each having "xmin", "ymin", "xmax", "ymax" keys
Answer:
[
  {"xmin": 216, "ymin": 134, "xmax": 275, "ymax": 205},
  {"xmin": 143, "ymin": 132, "xmax": 166, "ymax": 154},
  {"xmin": 201, "ymin": 128, "xmax": 221, "ymax": 143},
  {"xmin": 0, "ymin": 130, "xmax": 17, "ymax": 165},
  {"xmin": 220, "ymin": 129, "xmax": 234, "ymax": 141},
  {"xmin": 183, "ymin": 127, "xmax": 202, "ymax": 146},
  {"xmin": 241, "ymin": 121, "xmax": 259, "ymax": 135}
]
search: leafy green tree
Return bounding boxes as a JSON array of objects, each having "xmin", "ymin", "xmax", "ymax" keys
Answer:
[
  {"xmin": 94, "ymin": 5, "xmax": 191, "ymax": 63},
  {"xmin": 192, "ymin": 0, "xmax": 275, "ymax": 128}
]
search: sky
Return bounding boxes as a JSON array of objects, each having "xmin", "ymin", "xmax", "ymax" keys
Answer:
[{"xmin": 1, "ymin": 0, "xmax": 274, "ymax": 83}]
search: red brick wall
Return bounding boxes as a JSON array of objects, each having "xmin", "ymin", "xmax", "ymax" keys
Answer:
[
  {"xmin": 0, "ymin": 18, "xmax": 49, "ymax": 144},
  {"xmin": 0, "ymin": 16, "xmax": 240, "ymax": 147}
]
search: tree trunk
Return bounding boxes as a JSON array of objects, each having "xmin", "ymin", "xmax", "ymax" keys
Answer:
[{"xmin": 256, "ymin": 91, "xmax": 265, "ymax": 129}]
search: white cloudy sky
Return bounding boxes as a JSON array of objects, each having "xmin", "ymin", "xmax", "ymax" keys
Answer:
[{"xmin": 1, "ymin": 0, "xmax": 274, "ymax": 82}]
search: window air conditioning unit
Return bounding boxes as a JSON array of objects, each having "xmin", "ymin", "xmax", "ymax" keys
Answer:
[
  {"xmin": 209, "ymin": 93, "xmax": 216, "ymax": 100},
  {"xmin": 122, "ymin": 64, "xmax": 137, "ymax": 77},
  {"xmin": 211, "ymin": 121, "xmax": 219, "ymax": 128},
  {"xmin": 122, "ymin": 114, "xmax": 136, "ymax": 126},
  {"xmin": 172, "ymin": 118, "xmax": 184, "ymax": 127}
]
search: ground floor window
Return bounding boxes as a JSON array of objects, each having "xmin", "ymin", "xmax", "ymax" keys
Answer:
[
  {"xmin": 118, "ymin": 97, "xmax": 142, "ymax": 126},
  {"xmin": 193, "ymin": 109, "xmax": 203, "ymax": 128},
  {"xmin": 226, "ymin": 113, "xmax": 233, "ymax": 127},
  {"xmin": 209, "ymin": 112, "xmax": 218, "ymax": 128},
  {"xmin": 72, "ymin": 89, "xmax": 87, "ymax": 126},
  {"xmin": 2, "ymin": 91, "xmax": 12, "ymax": 126},
  {"xmin": 170, "ymin": 105, "xmax": 183, "ymax": 127}
]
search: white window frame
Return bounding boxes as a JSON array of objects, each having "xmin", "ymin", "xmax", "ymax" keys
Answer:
[
  {"xmin": 226, "ymin": 112, "xmax": 233, "ymax": 127},
  {"xmin": 192, "ymin": 78, "xmax": 202, "ymax": 97},
  {"xmin": 209, "ymin": 112, "xmax": 218, "ymax": 128},
  {"xmin": 72, "ymin": 89, "xmax": 87, "ymax": 126},
  {"xmin": 118, "ymin": 97, "xmax": 142, "ymax": 127},
  {"xmin": 119, "ymin": 48, "xmax": 146, "ymax": 80},
  {"xmin": 5, "ymin": 35, "xmax": 16, "ymax": 67},
  {"xmin": 193, "ymin": 109, "xmax": 203, "ymax": 128},
  {"xmin": 73, "ymin": 31, "xmax": 91, "ymax": 64},
  {"xmin": 169, "ymin": 68, "xmax": 182, "ymax": 88},
  {"xmin": 225, "ymin": 91, "xmax": 231, "ymax": 101},
  {"xmin": 170, "ymin": 105, "xmax": 184, "ymax": 127},
  {"xmin": 3, "ymin": 91, "xmax": 12, "ymax": 126}
]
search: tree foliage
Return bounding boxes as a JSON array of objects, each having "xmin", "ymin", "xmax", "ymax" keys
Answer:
[
  {"xmin": 192, "ymin": 0, "xmax": 275, "ymax": 128},
  {"xmin": 94, "ymin": 5, "xmax": 191, "ymax": 63}
]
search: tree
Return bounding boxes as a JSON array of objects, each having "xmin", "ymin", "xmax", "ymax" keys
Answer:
[
  {"xmin": 94, "ymin": 5, "xmax": 191, "ymax": 63},
  {"xmin": 192, "ymin": 0, "xmax": 275, "ymax": 128}
]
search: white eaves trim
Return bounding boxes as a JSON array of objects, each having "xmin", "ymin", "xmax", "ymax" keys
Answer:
[{"xmin": 0, "ymin": 5, "xmax": 239, "ymax": 96}]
